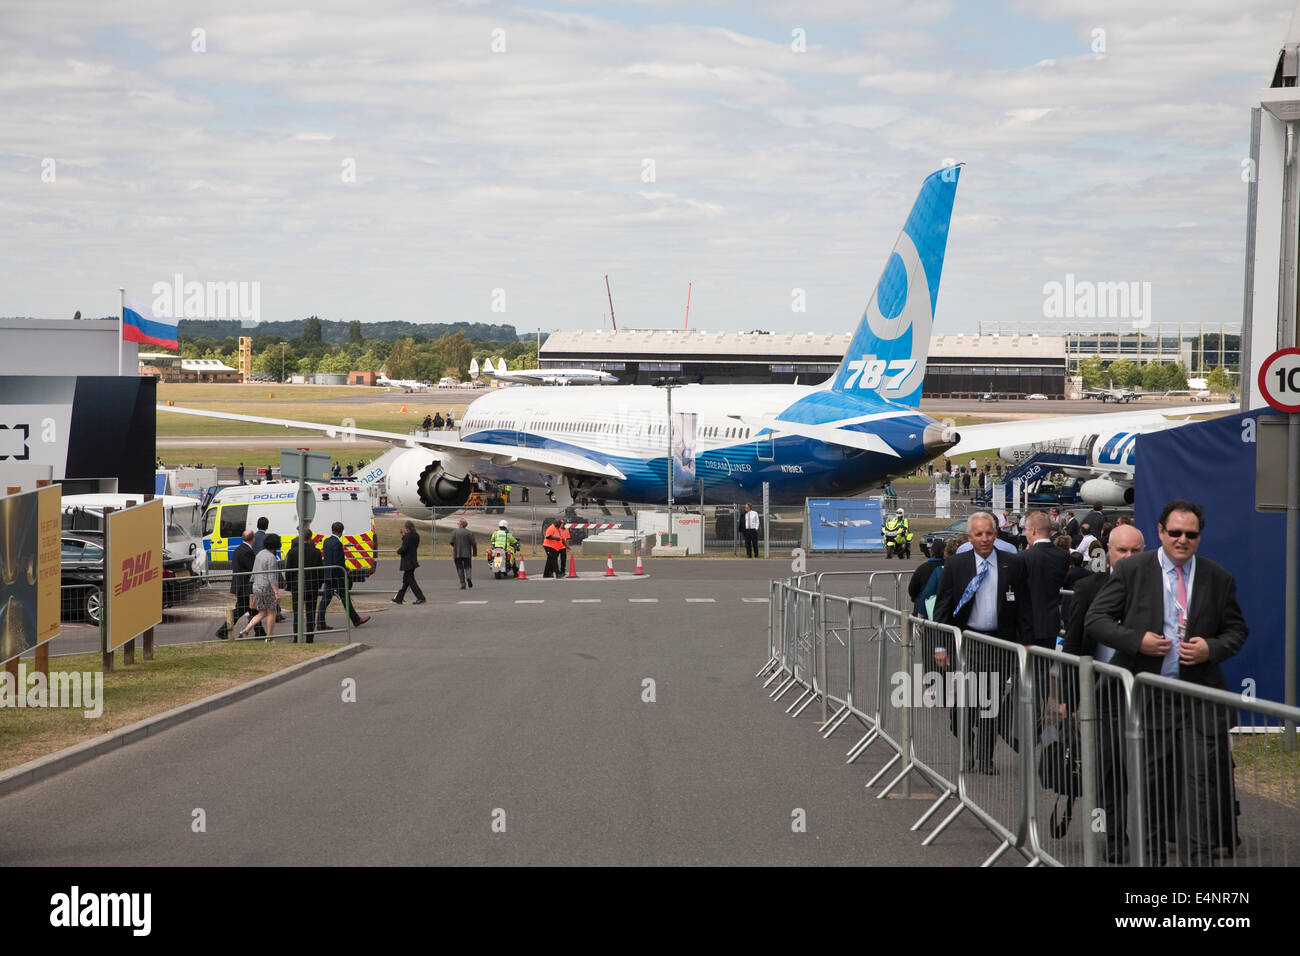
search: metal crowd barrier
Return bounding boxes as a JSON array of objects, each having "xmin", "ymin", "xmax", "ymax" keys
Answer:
[{"xmin": 759, "ymin": 575, "xmax": 1300, "ymax": 868}]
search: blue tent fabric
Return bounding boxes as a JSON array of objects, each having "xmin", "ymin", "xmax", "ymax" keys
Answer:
[{"xmin": 1134, "ymin": 409, "xmax": 1297, "ymax": 705}]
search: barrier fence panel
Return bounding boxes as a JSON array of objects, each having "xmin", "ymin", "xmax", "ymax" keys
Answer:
[
  {"xmin": 940, "ymin": 629, "xmax": 1033, "ymax": 866},
  {"xmin": 818, "ymin": 594, "xmax": 853, "ymax": 737},
  {"xmin": 844, "ymin": 597, "xmax": 886, "ymax": 763},
  {"xmin": 862, "ymin": 604, "xmax": 908, "ymax": 792},
  {"xmin": 1130, "ymin": 674, "xmax": 1300, "ymax": 868},
  {"xmin": 757, "ymin": 575, "xmax": 1300, "ymax": 868},
  {"xmin": 902, "ymin": 615, "xmax": 965, "ymax": 834}
]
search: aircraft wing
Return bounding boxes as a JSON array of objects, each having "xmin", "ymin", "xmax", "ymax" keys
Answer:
[
  {"xmin": 741, "ymin": 417, "xmax": 902, "ymax": 457},
  {"xmin": 156, "ymin": 405, "xmax": 626, "ymax": 481},
  {"xmin": 945, "ymin": 404, "xmax": 1237, "ymax": 456}
]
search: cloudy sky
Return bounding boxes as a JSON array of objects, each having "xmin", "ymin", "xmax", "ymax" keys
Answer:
[{"xmin": 3, "ymin": 0, "xmax": 1295, "ymax": 337}]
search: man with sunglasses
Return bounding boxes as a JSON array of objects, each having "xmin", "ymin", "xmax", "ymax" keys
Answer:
[{"xmin": 1086, "ymin": 499, "xmax": 1247, "ymax": 866}]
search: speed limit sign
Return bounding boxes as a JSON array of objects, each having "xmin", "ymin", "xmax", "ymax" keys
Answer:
[{"xmin": 1258, "ymin": 347, "xmax": 1300, "ymax": 414}]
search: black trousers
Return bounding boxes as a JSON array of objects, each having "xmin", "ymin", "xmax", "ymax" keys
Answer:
[
  {"xmin": 558, "ymin": 549, "xmax": 568, "ymax": 575},
  {"xmin": 1141, "ymin": 691, "xmax": 1234, "ymax": 866},
  {"xmin": 743, "ymin": 528, "xmax": 759, "ymax": 557},
  {"xmin": 318, "ymin": 578, "xmax": 361, "ymax": 627},
  {"xmin": 395, "ymin": 569, "xmax": 425, "ymax": 602},
  {"xmin": 454, "ymin": 556, "xmax": 473, "ymax": 586},
  {"xmin": 288, "ymin": 587, "xmax": 319, "ymax": 641},
  {"xmin": 543, "ymin": 547, "xmax": 560, "ymax": 577}
]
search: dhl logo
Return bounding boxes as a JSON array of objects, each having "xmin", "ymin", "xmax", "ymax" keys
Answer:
[{"xmin": 114, "ymin": 551, "xmax": 160, "ymax": 597}]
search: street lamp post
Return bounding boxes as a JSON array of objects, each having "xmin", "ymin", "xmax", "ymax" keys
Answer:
[
  {"xmin": 655, "ymin": 377, "xmax": 681, "ymax": 534},
  {"xmin": 280, "ymin": 341, "xmax": 287, "ymax": 383}
]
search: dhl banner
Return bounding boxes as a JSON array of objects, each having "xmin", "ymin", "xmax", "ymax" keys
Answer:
[
  {"xmin": 106, "ymin": 498, "xmax": 163, "ymax": 652},
  {"xmin": 0, "ymin": 485, "xmax": 61, "ymax": 665}
]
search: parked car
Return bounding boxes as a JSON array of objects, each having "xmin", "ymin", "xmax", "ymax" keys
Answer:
[
  {"xmin": 61, "ymin": 532, "xmax": 204, "ymax": 624},
  {"xmin": 1025, "ymin": 393, "xmax": 1049, "ymax": 401},
  {"xmin": 920, "ymin": 519, "xmax": 970, "ymax": 558}
]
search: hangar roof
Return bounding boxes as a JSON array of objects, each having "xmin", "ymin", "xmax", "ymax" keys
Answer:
[{"xmin": 541, "ymin": 330, "xmax": 1066, "ymax": 360}]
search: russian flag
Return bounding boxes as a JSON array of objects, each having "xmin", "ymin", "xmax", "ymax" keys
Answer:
[{"xmin": 122, "ymin": 294, "xmax": 179, "ymax": 350}]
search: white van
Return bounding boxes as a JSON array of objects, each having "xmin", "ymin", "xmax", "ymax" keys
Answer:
[
  {"xmin": 62, "ymin": 493, "xmax": 208, "ymax": 574},
  {"xmin": 202, "ymin": 481, "xmax": 377, "ymax": 582}
]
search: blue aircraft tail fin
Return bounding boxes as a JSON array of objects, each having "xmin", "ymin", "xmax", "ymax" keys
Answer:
[{"xmin": 827, "ymin": 165, "xmax": 961, "ymax": 408}]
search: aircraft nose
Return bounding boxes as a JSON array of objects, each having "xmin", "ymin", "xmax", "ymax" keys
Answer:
[{"xmin": 923, "ymin": 422, "xmax": 958, "ymax": 457}]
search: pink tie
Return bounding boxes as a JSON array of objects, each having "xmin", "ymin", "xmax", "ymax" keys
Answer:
[{"xmin": 1175, "ymin": 564, "xmax": 1188, "ymax": 625}]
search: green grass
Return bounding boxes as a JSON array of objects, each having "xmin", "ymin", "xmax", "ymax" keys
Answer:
[
  {"xmin": 1231, "ymin": 734, "xmax": 1300, "ymax": 810},
  {"xmin": 0, "ymin": 642, "xmax": 339, "ymax": 771}
]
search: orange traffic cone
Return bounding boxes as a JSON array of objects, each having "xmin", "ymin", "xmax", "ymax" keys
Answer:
[
  {"xmin": 517, "ymin": 558, "xmax": 527, "ymax": 580},
  {"xmin": 567, "ymin": 554, "xmax": 578, "ymax": 578},
  {"xmin": 399, "ymin": 405, "xmax": 409, "ymax": 413},
  {"xmin": 634, "ymin": 551, "xmax": 645, "ymax": 575},
  {"xmin": 605, "ymin": 554, "xmax": 615, "ymax": 576}
]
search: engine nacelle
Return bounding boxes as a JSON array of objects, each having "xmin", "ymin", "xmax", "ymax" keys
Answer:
[
  {"xmin": 1078, "ymin": 476, "xmax": 1133, "ymax": 507},
  {"xmin": 384, "ymin": 449, "xmax": 473, "ymax": 517}
]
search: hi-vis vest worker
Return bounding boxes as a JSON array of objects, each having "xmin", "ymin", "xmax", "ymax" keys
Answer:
[
  {"xmin": 543, "ymin": 523, "xmax": 563, "ymax": 550},
  {"xmin": 491, "ymin": 522, "xmax": 518, "ymax": 553},
  {"xmin": 883, "ymin": 510, "xmax": 913, "ymax": 553}
]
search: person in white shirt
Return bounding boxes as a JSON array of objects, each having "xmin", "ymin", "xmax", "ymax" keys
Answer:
[{"xmin": 742, "ymin": 502, "xmax": 761, "ymax": 558}]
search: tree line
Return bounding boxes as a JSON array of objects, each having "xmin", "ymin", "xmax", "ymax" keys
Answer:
[
  {"xmin": 1076, "ymin": 356, "xmax": 1236, "ymax": 393},
  {"xmin": 178, "ymin": 316, "xmax": 538, "ymax": 381}
]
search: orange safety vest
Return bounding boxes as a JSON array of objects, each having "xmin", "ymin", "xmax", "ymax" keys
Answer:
[
  {"xmin": 559, "ymin": 527, "xmax": 570, "ymax": 550},
  {"xmin": 544, "ymin": 523, "xmax": 563, "ymax": 550}
]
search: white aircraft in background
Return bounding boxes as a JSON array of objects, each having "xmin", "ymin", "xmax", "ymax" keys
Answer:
[
  {"xmin": 947, "ymin": 403, "xmax": 1237, "ymax": 506},
  {"xmin": 471, "ymin": 356, "xmax": 617, "ymax": 386},
  {"xmin": 375, "ymin": 373, "xmax": 429, "ymax": 390},
  {"xmin": 1082, "ymin": 380, "xmax": 1142, "ymax": 403},
  {"xmin": 156, "ymin": 165, "xmax": 1236, "ymax": 519},
  {"xmin": 819, "ymin": 516, "xmax": 873, "ymax": 528}
]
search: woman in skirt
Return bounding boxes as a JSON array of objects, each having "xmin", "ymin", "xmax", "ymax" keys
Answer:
[{"xmin": 239, "ymin": 533, "xmax": 282, "ymax": 640}]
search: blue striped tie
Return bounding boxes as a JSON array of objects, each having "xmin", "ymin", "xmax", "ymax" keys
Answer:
[{"xmin": 954, "ymin": 558, "xmax": 989, "ymax": 617}]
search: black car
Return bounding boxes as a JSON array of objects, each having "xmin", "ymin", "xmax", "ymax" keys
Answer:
[
  {"xmin": 920, "ymin": 519, "xmax": 970, "ymax": 558},
  {"xmin": 61, "ymin": 532, "xmax": 204, "ymax": 624}
]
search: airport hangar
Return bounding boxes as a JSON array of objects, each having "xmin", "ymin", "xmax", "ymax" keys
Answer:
[{"xmin": 539, "ymin": 329, "xmax": 1068, "ymax": 397}]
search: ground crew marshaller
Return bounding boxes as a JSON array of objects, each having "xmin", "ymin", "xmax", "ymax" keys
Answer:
[{"xmin": 543, "ymin": 518, "xmax": 564, "ymax": 578}]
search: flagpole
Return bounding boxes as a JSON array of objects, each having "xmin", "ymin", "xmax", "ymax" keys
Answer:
[{"xmin": 118, "ymin": 286, "xmax": 125, "ymax": 376}]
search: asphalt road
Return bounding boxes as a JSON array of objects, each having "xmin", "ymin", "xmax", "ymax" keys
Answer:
[{"xmin": 1, "ymin": 557, "xmax": 1001, "ymax": 866}]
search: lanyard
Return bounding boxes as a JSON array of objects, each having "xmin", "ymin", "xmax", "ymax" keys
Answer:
[{"xmin": 1162, "ymin": 561, "xmax": 1189, "ymax": 636}]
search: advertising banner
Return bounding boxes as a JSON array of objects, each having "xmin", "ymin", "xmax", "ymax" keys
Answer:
[
  {"xmin": 106, "ymin": 498, "xmax": 163, "ymax": 651},
  {"xmin": 0, "ymin": 485, "xmax": 61, "ymax": 664},
  {"xmin": 934, "ymin": 481, "xmax": 951, "ymax": 519},
  {"xmin": 672, "ymin": 412, "xmax": 697, "ymax": 498},
  {"xmin": 807, "ymin": 498, "xmax": 883, "ymax": 551},
  {"xmin": 992, "ymin": 481, "xmax": 1006, "ymax": 511}
]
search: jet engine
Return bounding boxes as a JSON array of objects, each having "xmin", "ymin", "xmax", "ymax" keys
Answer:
[
  {"xmin": 1078, "ymin": 476, "xmax": 1133, "ymax": 507},
  {"xmin": 384, "ymin": 449, "xmax": 473, "ymax": 517}
]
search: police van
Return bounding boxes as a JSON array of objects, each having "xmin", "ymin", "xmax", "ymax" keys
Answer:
[
  {"xmin": 62, "ymin": 493, "xmax": 208, "ymax": 575},
  {"xmin": 202, "ymin": 481, "xmax": 377, "ymax": 582}
]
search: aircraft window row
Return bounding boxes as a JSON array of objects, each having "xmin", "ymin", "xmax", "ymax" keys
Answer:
[{"xmin": 701, "ymin": 426, "xmax": 751, "ymax": 440}]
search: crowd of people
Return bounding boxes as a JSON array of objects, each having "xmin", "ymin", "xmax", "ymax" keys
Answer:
[
  {"xmin": 906, "ymin": 498, "xmax": 1247, "ymax": 866},
  {"xmin": 219, "ymin": 519, "xmax": 372, "ymax": 641},
  {"xmin": 420, "ymin": 411, "xmax": 456, "ymax": 432}
]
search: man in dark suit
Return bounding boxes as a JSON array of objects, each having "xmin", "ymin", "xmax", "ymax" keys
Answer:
[
  {"xmin": 1081, "ymin": 502, "xmax": 1106, "ymax": 541},
  {"xmin": 1063, "ymin": 522, "xmax": 1145, "ymax": 862},
  {"xmin": 392, "ymin": 520, "xmax": 426, "ymax": 604},
  {"xmin": 285, "ymin": 524, "xmax": 324, "ymax": 642},
  {"xmin": 935, "ymin": 511, "xmax": 1033, "ymax": 774},
  {"xmin": 1021, "ymin": 510, "xmax": 1072, "ymax": 728},
  {"xmin": 316, "ymin": 521, "xmax": 370, "ymax": 631},
  {"xmin": 223, "ymin": 530, "xmax": 263, "ymax": 639},
  {"xmin": 1086, "ymin": 499, "xmax": 1247, "ymax": 866}
]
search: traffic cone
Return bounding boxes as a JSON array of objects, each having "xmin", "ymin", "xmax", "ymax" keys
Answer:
[
  {"xmin": 517, "ymin": 558, "xmax": 527, "ymax": 580},
  {"xmin": 634, "ymin": 550, "xmax": 645, "ymax": 575},
  {"xmin": 605, "ymin": 554, "xmax": 615, "ymax": 576},
  {"xmin": 567, "ymin": 555, "xmax": 578, "ymax": 578},
  {"xmin": 399, "ymin": 405, "xmax": 409, "ymax": 413}
]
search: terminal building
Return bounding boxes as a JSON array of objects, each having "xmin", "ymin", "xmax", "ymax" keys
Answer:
[
  {"xmin": 138, "ymin": 352, "xmax": 240, "ymax": 383},
  {"xmin": 539, "ymin": 330, "xmax": 1069, "ymax": 398}
]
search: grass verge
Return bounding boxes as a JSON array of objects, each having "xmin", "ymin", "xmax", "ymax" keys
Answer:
[{"xmin": 0, "ymin": 642, "xmax": 339, "ymax": 772}]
